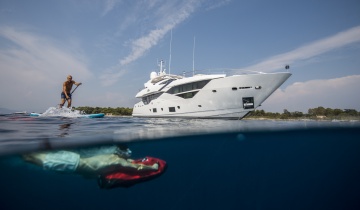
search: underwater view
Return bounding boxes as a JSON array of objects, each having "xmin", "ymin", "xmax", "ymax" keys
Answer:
[
  {"xmin": 0, "ymin": 114, "xmax": 359, "ymax": 210},
  {"xmin": 2, "ymin": 1, "xmax": 360, "ymax": 209}
]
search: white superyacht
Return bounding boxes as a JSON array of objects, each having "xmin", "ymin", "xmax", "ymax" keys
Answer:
[{"xmin": 133, "ymin": 61, "xmax": 291, "ymax": 119}]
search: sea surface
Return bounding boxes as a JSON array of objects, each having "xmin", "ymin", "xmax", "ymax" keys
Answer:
[{"xmin": 0, "ymin": 113, "xmax": 359, "ymax": 210}]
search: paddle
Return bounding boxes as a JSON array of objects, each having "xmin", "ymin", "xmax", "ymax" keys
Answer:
[{"xmin": 71, "ymin": 84, "xmax": 81, "ymax": 95}]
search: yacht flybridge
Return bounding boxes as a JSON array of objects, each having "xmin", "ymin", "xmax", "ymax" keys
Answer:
[{"xmin": 132, "ymin": 61, "xmax": 291, "ymax": 119}]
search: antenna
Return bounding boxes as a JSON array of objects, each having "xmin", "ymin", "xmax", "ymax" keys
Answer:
[
  {"xmin": 193, "ymin": 36, "xmax": 195, "ymax": 76},
  {"xmin": 169, "ymin": 29, "xmax": 172, "ymax": 75},
  {"xmin": 158, "ymin": 59, "xmax": 165, "ymax": 74}
]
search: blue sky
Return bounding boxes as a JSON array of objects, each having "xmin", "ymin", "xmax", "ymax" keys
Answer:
[{"xmin": 1, "ymin": 0, "xmax": 360, "ymax": 113}]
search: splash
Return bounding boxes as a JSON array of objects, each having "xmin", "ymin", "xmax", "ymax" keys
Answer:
[{"xmin": 40, "ymin": 107, "xmax": 84, "ymax": 118}]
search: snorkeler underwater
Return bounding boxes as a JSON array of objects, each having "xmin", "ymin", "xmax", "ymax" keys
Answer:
[{"xmin": 22, "ymin": 145, "xmax": 167, "ymax": 189}]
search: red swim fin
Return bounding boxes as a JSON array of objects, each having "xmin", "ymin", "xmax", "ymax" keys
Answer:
[{"xmin": 97, "ymin": 156, "xmax": 167, "ymax": 189}]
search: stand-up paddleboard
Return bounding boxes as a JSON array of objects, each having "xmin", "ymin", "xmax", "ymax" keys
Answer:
[
  {"xmin": 81, "ymin": 113, "xmax": 105, "ymax": 118},
  {"xmin": 29, "ymin": 112, "xmax": 105, "ymax": 118},
  {"xmin": 30, "ymin": 113, "xmax": 41, "ymax": 116},
  {"xmin": 98, "ymin": 156, "xmax": 167, "ymax": 189}
]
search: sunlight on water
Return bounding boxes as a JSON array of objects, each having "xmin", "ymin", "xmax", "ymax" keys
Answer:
[{"xmin": 40, "ymin": 107, "xmax": 84, "ymax": 118}]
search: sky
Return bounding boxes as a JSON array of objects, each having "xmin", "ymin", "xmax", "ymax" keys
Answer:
[{"xmin": 0, "ymin": 0, "xmax": 360, "ymax": 113}]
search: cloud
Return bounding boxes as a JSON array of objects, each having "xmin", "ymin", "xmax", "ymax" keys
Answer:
[
  {"xmin": 0, "ymin": 27, "xmax": 92, "ymax": 111},
  {"xmin": 101, "ymin": 0, "xmax": 201, "ymax": 86},
  {"xmin": 243, "ymin": 25, "xmax": 360, "ymax": 72},
  {"xmin": 205, "ymin": 0, "xmax": 232, "ymax": 11},
  {"xmin": 120, "ymin": 1, "xmax": 200, "ymax": 66},
  {"xmin": 0, "ymin": 27, "xmax": 92, "ymax": 78},
  {"xmin": 102, "ymin": 0, "xmax": 122, "ymax": 16},
  {"xmin": 261, "ymin": 75, "xmax": 360, "ymax": 112},
  {"xmin": 119, "ymin": 26, "xmax": 172, "ymax": 66},
  {"xmin": 100, "ymin": 67, "xmax": 127, "ymax": 86}
]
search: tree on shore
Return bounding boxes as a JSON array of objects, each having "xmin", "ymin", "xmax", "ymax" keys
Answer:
[
  {"xmin": 75, "ymin": 106, "xmax": 133, "ymax": 116},
  {"xmin": 247, "ymin": 106, "xmax": 359, "ymax": 120}
]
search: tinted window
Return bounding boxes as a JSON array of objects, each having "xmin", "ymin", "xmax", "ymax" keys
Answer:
[{"xmin": 167, "ymin": 80, "xmax": 210, "ymax": 94}]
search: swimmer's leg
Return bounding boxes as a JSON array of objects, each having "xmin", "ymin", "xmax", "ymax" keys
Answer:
[{"xmin": 22, "ymin": 152, "xmax": 48, "ymax": 166}]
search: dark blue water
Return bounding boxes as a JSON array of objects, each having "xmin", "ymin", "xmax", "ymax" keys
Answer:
[{"xmin": 0, "ymin": 115, "xmax": 359, "ymax": 210}]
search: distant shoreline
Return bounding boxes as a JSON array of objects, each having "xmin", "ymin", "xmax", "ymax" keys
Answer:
[{"xmin": 244, "ymin": 117, "xmax": 360, "ymax": 122}]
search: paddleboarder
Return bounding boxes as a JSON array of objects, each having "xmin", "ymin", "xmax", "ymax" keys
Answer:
[{"xmin": 60, "ymin": 75, "xmax": 82, "ymax": 108}]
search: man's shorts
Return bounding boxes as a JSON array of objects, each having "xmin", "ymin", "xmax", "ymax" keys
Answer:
[
  {"xmin": 61, "ymin": 92, "xmax": 72, "ymax": 99},
  {"xmin": 43, "ymin": 151, "xmax": 80, "ymax": 172}
]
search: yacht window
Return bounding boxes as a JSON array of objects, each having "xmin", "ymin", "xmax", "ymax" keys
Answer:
[
  {"xmin": 212, "ymin": 90, "xmax": 217, "ymax": 92},
  {"xmin": 159, "ymin": 79, "xmax": 176, "ymax": 85},
  {"xmin": 177, "ymin": 91, "xmax": 198, "ymax": 99},
  {"xmin": 159, "ymin": 80, "xmax": 169, "ymax": 85},
  {"xmin": 159, "ymin": 79, "xmax": 176, "ymax": 91},
  {"xmin": 177, "ymin": 106, "xmax": 180, "ymax": 109},
  {"xmin": 232, "ymin": 87, "xmax": 237, "ymax": 90},
  {"xmin": 142, "ymin": 92, "xmax": 163, "ymax": 105},
  {"xmin": 167, "ymin": 80, "xmax": 210, "ymax": 95},
  {"xmin": 153, "ymin": 108, "xmax": 157, "ymax": 113},
  {"xmin": 255, "ymin": 86, "xmax": 261, "ymax": 89},
  {"xmin": 239, "ymin": 86, "xmax": 252, "ymax": 89},
  {"xmin": 169, "ymin": 107, "xmax": 176, "ymax": 112}
]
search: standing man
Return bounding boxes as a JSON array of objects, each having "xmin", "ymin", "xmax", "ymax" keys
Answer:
[{"xmin": 60, "ymin": 75, "xmax": 82, "ymax": 108}]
